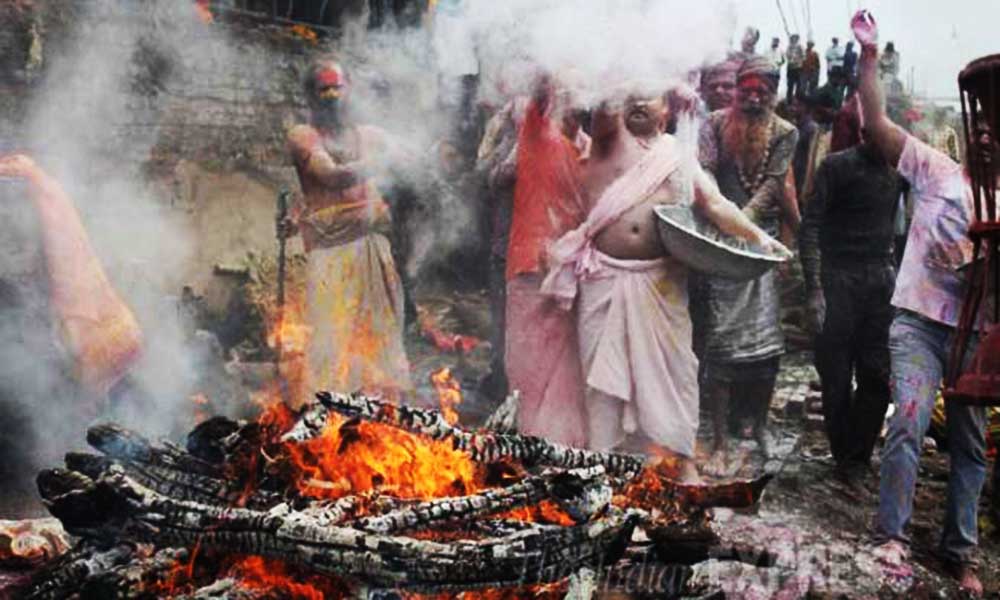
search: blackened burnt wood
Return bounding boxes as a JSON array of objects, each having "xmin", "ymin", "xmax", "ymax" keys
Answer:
[
  {"xmin": 352, "ymin": 466, "xmax": 610, "ymax": 534},
  {"xmin": 37, "ymin": 466, "xmax": 641, "ymax": 590},
  {"xmin": 66, "ymin": 451, "xmax": 283, "ymax": 512},
  {"xmin": 87, "ymin": 424, "xmax": 224, "ymax": 479},
  {"xmin": 24, "ymin": 542, "xmax": 187, "ymax": 600},
  {"xmin": 284, "ymin": 392, "xmax": 647, "ymax": 479}
]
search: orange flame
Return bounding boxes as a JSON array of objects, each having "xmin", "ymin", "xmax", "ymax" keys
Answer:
[
  {"xmin": 418, "ymin": 311, "xmax": 484, "ymax": 355},
  {"xmin": 189, "ymin": 393, "xmax": 210, "ymax": 425},
  {"xmin": 265, "ymin": 303, "xmax": 310, "ymax": 407},
  {"xmin": 268, "ymin": 306, "xmax": 312, "ymax": 356},
  {"xmin": 227, "ymin": 556, "xmax": 346, "ymax": 599},
  {"xmin": 273, "ymin": 403, "xmax": 481, "ymax": 501},
  {"xmin": 430, "ymin": 367, "xmax": 462, "ymax": 425},
  {"xmin": 289, "ymin": 24, "xmax": 319, "ymax": 44}
]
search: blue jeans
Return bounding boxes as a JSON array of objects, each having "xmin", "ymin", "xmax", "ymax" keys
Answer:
[{"xmin": 876, "ymin": 310, "xmax": 988, "ymax": 566}]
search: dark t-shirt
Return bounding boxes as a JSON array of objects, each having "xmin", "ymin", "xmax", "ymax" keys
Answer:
[{"xmin": 800, "ymin": 145, "xmax": 909, "ymax": 288}]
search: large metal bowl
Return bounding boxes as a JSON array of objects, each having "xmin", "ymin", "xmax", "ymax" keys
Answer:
[{"xmin": 654, "ymin": 203, "xmax": 786, "ymax": 280}]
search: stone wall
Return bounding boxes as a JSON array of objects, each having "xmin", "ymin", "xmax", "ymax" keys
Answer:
[{"xmin": 0, "ymin": 0, "xmax": 330, "ymax": 312}]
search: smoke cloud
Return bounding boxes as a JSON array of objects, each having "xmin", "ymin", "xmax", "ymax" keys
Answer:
[
  {"xmin": 0, "ymin": 1, "xmax": 262, "ymax": 501},
  {"xmin": 0, "ymin": 0, "xmax": 745, "ymax": 510}
]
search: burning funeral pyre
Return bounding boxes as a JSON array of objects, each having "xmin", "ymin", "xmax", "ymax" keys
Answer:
[{"xmin": 18, "ymin": 388, "xmax": 771, "ymax": 599}]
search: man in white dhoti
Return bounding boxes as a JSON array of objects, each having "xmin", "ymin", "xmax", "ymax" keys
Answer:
[{"xmin": 542, "ymin": 92, "xmax": 789, "ymax": 482}]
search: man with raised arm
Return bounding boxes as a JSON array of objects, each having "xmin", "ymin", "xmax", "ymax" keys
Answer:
[{"xmin": 851, "ymin": 11, "xmax": 994, "ymax": 595}]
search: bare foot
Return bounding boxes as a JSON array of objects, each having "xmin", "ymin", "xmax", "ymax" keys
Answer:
[
  {"xmin": 945, "ymin": 563, "xmax": 983, "ymax": 597},
  {"xmin": 703, "ymin": 449, "xmax": 729, "ymax": 478},
  {"xmin": 677, "ymin": 458, "xmax": 702, "ymax": 485},
  {"xmin": 873, "ymin": 540, "xmax": 912, "ymax": 582}
]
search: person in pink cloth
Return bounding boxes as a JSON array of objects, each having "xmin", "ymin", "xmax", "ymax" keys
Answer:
[
  {"xmin": 505, "ymin": 74, "xmax": 592, "ymax": 447},
  {"xmin": 542, "ymin": 88, "xmax": 790, "ymax": 482}
]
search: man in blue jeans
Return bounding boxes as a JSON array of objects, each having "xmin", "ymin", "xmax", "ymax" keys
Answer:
[{"xmin": 852, "ymin": 11, "xmax": 998, "ymax": 596}]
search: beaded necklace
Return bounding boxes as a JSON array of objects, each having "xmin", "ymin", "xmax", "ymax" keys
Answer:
[{"xmin": 735, "ymin": 117, "xmax": 777, "ymax": 197}]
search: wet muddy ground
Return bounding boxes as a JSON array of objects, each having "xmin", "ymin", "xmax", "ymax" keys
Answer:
[{"xmin": 406, "ymin": 290, "xmax": 1000, "ymax": 598}]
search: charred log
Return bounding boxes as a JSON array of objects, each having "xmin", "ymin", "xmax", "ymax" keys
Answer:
[
  {"xmin": 77, "ymin": 421, "xmax": 287, "ymax": 511},
  {"xmin": 174, "ymin": 577, "xmax": 313, "ymax": 600},
  {"xmin": 37, "ymin": 466, "xmax": 640, "ymax": 590},
  {"xmin": 185, "ymin": 416, "xmax": 243, "ymax": 465},
  {"xmin": 65, "ymin": 451, "xmax": 283, "ymax": 512},
  {"xmin": 24, "ymin": 542, "xmax": 187, "ymax": 600},
  {"xmin": 87, "ymin": 424, "xmax": 223, "ymax": 480},
  {"xmin": 284, "ymin": 392, "xmax": 647, "ymax": 478},
  {"xmin": 174, "ymin": 578, "xmax": 270, "ymax": 600},
  {"xmin": 646, "ymin": 519, "xmax": 720, "ymax": 565},
  {"xmin": 352, "ymin": 467, "xmax": 610, "ymax": 534},
  {"xmin": 622, "ymin": 473, "xmax": 773, "ymax": 513}
]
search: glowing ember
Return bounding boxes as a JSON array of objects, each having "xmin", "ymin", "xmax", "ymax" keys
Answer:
[
  {"xmin": 226, "ymin": 556, "xmax": 346, "ymax": 600},
  {"xmin": 189, "ymin": 393, "xmax": 210, "ymax": 425},
  {"xmin": 430, "ymin": 367, "xmax": 463, "ymax": 425},
  {"xmin": 500, "ymin": 500, "xmax": 576, "ymax": 527},
  {"xmin": 418, "ymin": 312, "xmax": 484, "ymax": 355},
  {"xmin": 289, "ymin": 24, "xmax": 319, "ymax": 44}
]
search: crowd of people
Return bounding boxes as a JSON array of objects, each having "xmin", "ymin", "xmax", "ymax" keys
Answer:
[
  {"xmin": 266, "ymin": 9, "xmax": 1000, "ymax": 593},
  {"xmin": 266, "ymin": 9, "xmax": 1000, "ymax": 594},
  {"xmin": 753, "ymin": 26, "xmax": 880, "ymax": 108},
  {"xmin": 1, "ymin": 5, "xmax": 992, "ymax": 595}
]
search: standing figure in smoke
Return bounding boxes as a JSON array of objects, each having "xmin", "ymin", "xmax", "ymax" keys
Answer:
[
  {"xmin": 504, "ymin": 74, "xmax": 591, "ymax": 447},
  {"xmin": 475, "ymin": 94, "xmax": 529, "ymax": 404},
  {"xmin": 798, "ymin": 101, "xmax": 907, "ymax": 492},
  {"xmin": 698, "ymin": 57, "xmax": 799, "ymax": 475},
  {"xmin": 850, "ymin": 11, "xmax": 992, "ymax": 595},
  {"xmin": 734, "ymin": 27, "xmax": 761, "ymax": 62},
  {"xmin": 541, "ymin": 86, "xmax": 788, "ymax": 482},
  {"xmin": 765, "ymin": 37, "xmax": 785, "ymax": 73},
  {"xmin": 281, "ymin": 58, "xmax": 412, "ymax": 405}
]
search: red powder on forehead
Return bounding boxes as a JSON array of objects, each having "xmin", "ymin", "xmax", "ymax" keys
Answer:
[
  {"xmin": 315, "ymin": 68, "xmax": 344, "ymax": 87},
  {"xmin": 737, "ymin": 75, "xmax": 773, "ymax": 91}
]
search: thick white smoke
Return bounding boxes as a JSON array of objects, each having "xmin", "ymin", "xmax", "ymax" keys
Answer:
[
  {"xmin": 0, "ymin": 0, "xmax": 746, "ymax": 508},
  {"xmin": 456, "ymin": 0, "xmax": 738, "ymax": 105},
  {"xmin": 0, "ymin": 1, "xmax": 254, "ymax": 491},
  {"xmin": 336, "ymin": 0, "xmax": 741, "ymax": 280}
]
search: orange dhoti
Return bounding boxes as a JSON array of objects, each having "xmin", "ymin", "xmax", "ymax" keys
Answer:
[{"xmin": 302, "ymin": 231, "xmax": 411, "ymax": 403}]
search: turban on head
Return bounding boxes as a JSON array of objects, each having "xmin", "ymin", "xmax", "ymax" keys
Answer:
[
  {"xmin": 737, "ymin": 56, "xmax": 780, "ymax": 93},
  {"xmin": 701, "ymin": 59, "xmax": 740, "ymax": 85}
]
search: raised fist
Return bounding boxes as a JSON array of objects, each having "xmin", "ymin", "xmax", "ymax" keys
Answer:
[
  {"xmin": 851, "ymin": 10, "xmax": 878, "ymax": 48},
  {"xmin": 0, "ymin": 154, "xmax": 38, "ymax": 179},
  {"xmin": 668, "ymin": 83, "xmax": 700, "ymax": 117}
]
